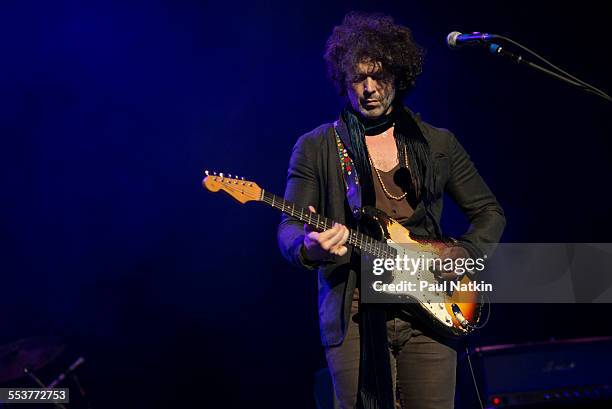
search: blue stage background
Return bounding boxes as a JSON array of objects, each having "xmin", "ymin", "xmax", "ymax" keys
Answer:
[{"xmin": 1, "ymin": 1, "xmax": 610, "ymax": 407}]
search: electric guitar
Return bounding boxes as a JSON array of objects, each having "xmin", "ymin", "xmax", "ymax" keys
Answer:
[{"xmin": 202, "ymin": 171, "xmax": 486, "ymax": 337}]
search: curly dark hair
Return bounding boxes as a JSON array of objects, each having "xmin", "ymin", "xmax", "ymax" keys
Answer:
[{"xmin": 324, "ymin": 12, "xmax": 425, "ymax": 97}]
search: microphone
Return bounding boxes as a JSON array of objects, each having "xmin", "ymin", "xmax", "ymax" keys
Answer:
[{"xmin": 446, "ymin": 31, "xmax": 498, "ymax": 48}]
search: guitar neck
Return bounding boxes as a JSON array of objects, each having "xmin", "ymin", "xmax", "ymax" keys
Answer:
[{"xmin": 261, "ymin": 190, "xmax": 393, "ymax": 258}]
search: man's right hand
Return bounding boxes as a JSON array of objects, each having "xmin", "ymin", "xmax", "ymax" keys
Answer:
[{"xmin": 302, "ymin": 205, "xmax": 350, "ymax": 261}]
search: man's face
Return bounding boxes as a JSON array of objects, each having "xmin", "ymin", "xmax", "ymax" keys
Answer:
[{"xmin": 346, "ymin": 60, "xmax": 396, "ymax": 118}]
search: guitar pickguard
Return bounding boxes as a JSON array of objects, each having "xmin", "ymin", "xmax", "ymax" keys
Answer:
[{"xmin": 384, "ymin": 239, "xmax": 455, "ymax": 328}]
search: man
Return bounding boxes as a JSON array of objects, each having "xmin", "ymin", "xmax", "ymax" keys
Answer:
[{"xmin": 278, "ymin": 12, "xmax": 505, "ymax": 409}]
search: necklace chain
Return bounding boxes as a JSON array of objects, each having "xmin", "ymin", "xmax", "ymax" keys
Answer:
[{"xmin": 367, "ymin": 144, "xmax": 410, "ymax": 201}]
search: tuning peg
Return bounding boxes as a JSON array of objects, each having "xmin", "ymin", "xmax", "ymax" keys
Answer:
[
  {"xmin": 219, "ymin": 172, "xmax": 224, "ymax": 178},
  {"xmin": 204, "ymin": 170, "xmax": 209, "ymax": 176},
  {"xmin": 241, "ymin": 177, "xmax": 245, "ymax": 181},
  {"xmin": 213, "ymin": 171, "xmax": 217, "ymax": 176},
  {"xmin": 228, "ymin": 174, "xmax": 232, "ymax": 178}
]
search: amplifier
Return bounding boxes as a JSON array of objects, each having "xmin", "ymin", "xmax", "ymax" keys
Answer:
[{"xmin": 472, "ymin": 336, "xmax": 612, "ymax": 408}]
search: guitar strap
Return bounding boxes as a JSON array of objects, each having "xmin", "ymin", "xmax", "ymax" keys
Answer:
[
  {"xmin": 332, "ymin": 120, "xmax": 396, "ymax": 409},
  {"xmin": 333, "ymin": 120, "xmax": 362, "ymax": 220}
]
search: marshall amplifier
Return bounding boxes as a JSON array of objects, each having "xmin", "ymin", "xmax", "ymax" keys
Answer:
[{"xmin": 471, "ymin": 336, "xmax": 612, "ymax": 408}]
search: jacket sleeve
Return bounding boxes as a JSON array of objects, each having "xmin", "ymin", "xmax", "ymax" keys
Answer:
[
  {"xmin": 445, "ymin": 132, "xmax": 506, "ymax": 259},
  {"xmin": 277, "ymin": 132, "xmax": 322, "ymax": 270}
]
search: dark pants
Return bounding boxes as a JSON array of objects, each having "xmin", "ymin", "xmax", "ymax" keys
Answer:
[{"xmin": 325, "ymin": 299, "xmax": 457, "ymax": 409}]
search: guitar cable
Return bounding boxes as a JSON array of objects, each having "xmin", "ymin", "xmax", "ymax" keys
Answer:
[
  {"xmin": 465, "ymin": 345, "xmax": 485, "ymax": 409},
  {"xmin": 473, "ymin": 293, "xmax": 492, "ymax": 330},
  {"xmin": 464, "ymin": 295, "xmax": 491, "ymax": 409}
]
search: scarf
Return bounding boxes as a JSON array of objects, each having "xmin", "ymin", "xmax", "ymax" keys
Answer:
[{"xmin": 339, "ymin": 104, "xmax": 437, "ymax": 409}]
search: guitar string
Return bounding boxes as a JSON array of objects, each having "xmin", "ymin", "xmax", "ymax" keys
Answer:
[{"xmin": 213, "ymin": 180, "xmax": 397, "ymax": 258}]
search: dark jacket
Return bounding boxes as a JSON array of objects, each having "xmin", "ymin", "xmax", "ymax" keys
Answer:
[{"xmin": 277, "ymin": 109, "xmax": 506, "ymax": 346}]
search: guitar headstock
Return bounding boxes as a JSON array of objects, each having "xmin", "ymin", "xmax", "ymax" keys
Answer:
[{"xmin": 202, "ymin": 170, "xmax": 262, "ymax": 204}]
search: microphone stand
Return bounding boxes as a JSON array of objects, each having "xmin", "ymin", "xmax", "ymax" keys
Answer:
[{"xmin": 486, "ymin": 42, "xmax": 611, "ymax": 102}]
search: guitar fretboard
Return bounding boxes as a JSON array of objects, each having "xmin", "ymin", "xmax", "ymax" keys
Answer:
[{"xmin": 262, "ymin": 191, "xmax": 396, "ymax": 259}]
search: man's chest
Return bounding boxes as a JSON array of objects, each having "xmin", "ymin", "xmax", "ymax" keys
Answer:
[{"xmin": 365, "ymin": 130, "xmax": 399, "ymax": 172}]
